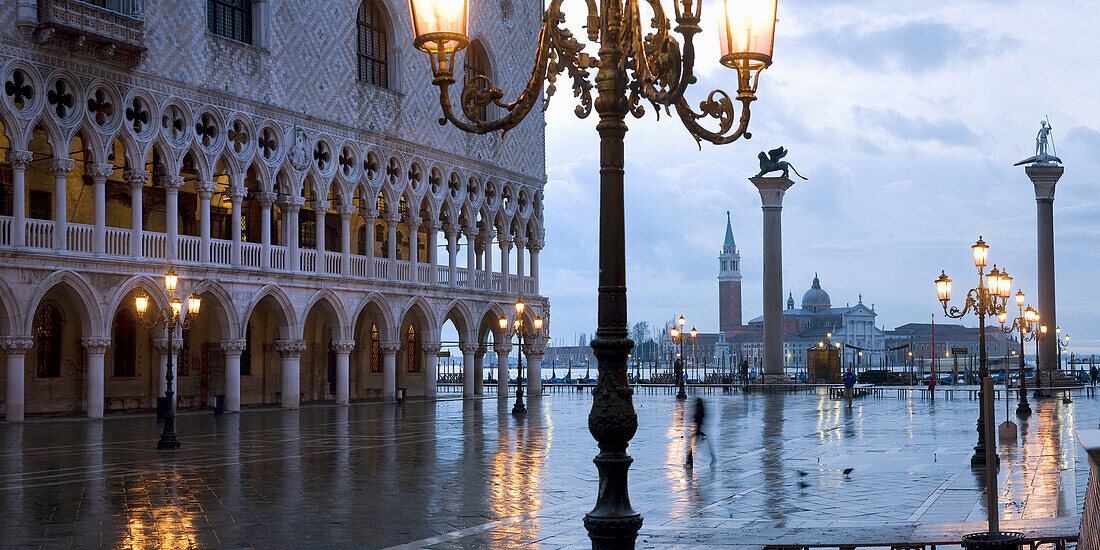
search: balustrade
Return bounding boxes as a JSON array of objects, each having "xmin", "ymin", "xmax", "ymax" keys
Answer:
[
  {"xmin": 417, "ymin": 264, "xmax": 431, "ymax": 283},
  {"xmin": 270, "ymin": 246, "xmax": 287, "ymax": 270},
  {"xmin": 66, "ymin": 223, "xmax": 94, "ymax": 253},
  {"xmin": 178, "ymin": 235, "xmax": 201, "ymax": 262},
  {"xmin": 373, "ymin": 258, "xmax": 389, "ymax": 279},
  {"xmin": 141, "ymin": 231, "xmax": 165, "ymax": 259},
  {"xmin": 0, "ymin": 216, "xmax": 10, "ymax": 246},
  {"xmin": 210, "ymin": 239, "xmax": 231, "ymax": 265},
  {"xmin": 241, "ymin": 242, "xmax": 262, "ymax": 268},
  {"xmin": 491, "ymin": 273, "xmax": 503, "ymax": 292},
  {"xmin": 436, "ymin": 265, "xmax": 450, "ymax": 285},
  {"xmin": 457, "ymin": 267, "xmax": 469, "ymax": 287},
  {"xmin": 325, "ymin": 252, "xmax": 342, "ymax": 275},
  {"xmin": 300, "ymin": 249, "xmax": 316, "ymax": 272},
  {"xmin": 25, "ymin": 219, "xmax": 53, "ymax": 249},
  {"xmin": 395, "ymin": 260, "xmax": 411, "ymax": 282},
  {"xmin": 523, "ymin": 277, "xmax": 534, "ymax": 294},
  {"xmin": 106, "ymin": 227, "xmax": 130, "ymax": 256},
  {"xmin": 351, "ymin": 255, "xmax": 369, "ymax": 278},
  {"xmin": 475, "ymin": 271, "xmax": 487, "ymax": 290}
]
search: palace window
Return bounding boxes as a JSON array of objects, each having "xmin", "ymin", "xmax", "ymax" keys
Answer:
[
  {"xmin": 371, "ymin": 324, "xmax": 382, "ymax": 372},
  {"xmin": 112, "ymin": 309, "xmax": 137, "ymax": 377},
  {"xmin": 406, "ymin": 324, "xmax": 420, "ymax": 373},
  {"xmin": 34, "ymin": 302, "xmax": 64, "ymax": 378},
  {"xmin": 357, "ymin": 0, "xmax": 389, "ymax": 88},
  {"xmin": 464, "ymin": 40, "xmax": 490, "ymax": 120},
  {"xmin": 207, "ymin": 0, "xmax": 253, "ymax": 44}
]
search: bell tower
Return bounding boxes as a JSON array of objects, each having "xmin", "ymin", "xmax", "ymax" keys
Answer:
[{"xmin": 718, "ymin": 211, "xmax": 742, "ymax": 332}]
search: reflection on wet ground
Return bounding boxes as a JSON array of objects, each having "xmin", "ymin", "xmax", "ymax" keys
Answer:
[{"xmin": 0, "ymin": 388, "xmax": 1095, "ymax": 548}]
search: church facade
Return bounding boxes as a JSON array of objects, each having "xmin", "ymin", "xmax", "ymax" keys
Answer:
[{"xmin": 0, "ymin": 0, "xmax": 546, "ymax": 420}]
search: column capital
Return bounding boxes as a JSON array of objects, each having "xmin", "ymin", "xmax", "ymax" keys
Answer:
[
  {"xmin": 5, "ymin": 149, "xmax": 33, "ymax": 169},
  {"xmin": 1025, "ymin": 164, "xmax": 1063, "ymax": 202},
  {"xmin": 195, "ymin": 180, "xmax": 217, "ymax": 197},
  {"xmin": 282, "ymin": 196, "xmax": 305, "ymax": 213},
  {"xmin": 380, "ymin": 341, "xmax": 401, "ymax": 354},
  {"xmin": 332, "ymin": 341, "xmax": 356, "ymax": 354},
  {"xmin": 222, "ymin": 339, "xmax": 247, "ymax": 354},
  {"xmin": 463, "ymin": 226, "xmax": 479, "ymax": 239},
  {"xmin": 444, "ymin": 223, "xmax": 461, "ymax": 238},
  {"xmin": 499, "ymin": 237, "xmax": 513, "ymax": 251},
  {"xmin": 458, "ymin": 343, "xmax": 480, "ymax": 355},
  {"xmin": 513, "ymin": 236, "xmax": 528, "ymax": 248},
  {"xmin": 85, "ymin": 162, "xmax": 114, "ymax": 180},
  {"xmin": 494, "ymin": 341, "xmax": 513, "ymax": 354},
  {"xmin": 257, "ymin": 191, "xmax": 277, "ymax": 208},
  {"xmin": 420, "ymin": 341, "xmax": 442, "ymax": 355},
  {"xmin": 314, "ymin": 199, "xmax": 331, "ymax": 213},
  {"xmin": 47, "ymin": 157, "xmax": 75, "ymax": 175},
  {"xmin": 275, "ymin": 339, "xmax": 307, "ymax": 357},
  {"xmin": 406, "ymin": 216, "xmax": 422, "ymax": 228},
  {"xmin": 528, "ymin": 239, "xmax": 543, "ymax": 252},
  {"xmin": 524, "ymin": 341, "xmax": 547, "ymax": 357},
  {"xmin": 383, "ymin": 211, "xmax": 401, "ymax": 224},
  {"xmin": 153, "ymin": 338, "xmax": 183, "ymax": 354},
  {"xmin": 749, "ymin": 176, "xmax": 795, "ymax": 209},
  {"xmin": 361, "ymin": 207, "xmax": 379, "ymax": 219},
  {"xmin": 82, "ymin": 337, "xmax": 111, "ymax": 355},
  {"xmin": 123, "ymin": 169, "xmax": 150, "ymax": 186},
  {"xmin": 227, "ymin": 184, "xmax": 247, "ymax": 201},
  {"xmin": 0, "ymin": 336, "xmax": 35, "ymax": 353},
  {"xmin": 336, "ymin": 202, "xmax": 356, "ymax": 218},
  {"xmin": 157, "ymin": 174, "xmax": 185, "ymax": 191},
  {"xmin": 426, "ymin": 220, "xmax": 442, "ymax": 232}
]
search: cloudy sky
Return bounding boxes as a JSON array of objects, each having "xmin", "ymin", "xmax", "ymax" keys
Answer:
[{"xmin": 538, "ymin": 0, "xmax": 1100, "ymax": 353}]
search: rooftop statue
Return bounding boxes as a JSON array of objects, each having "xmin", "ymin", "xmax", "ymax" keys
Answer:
[
  {"xmin": 1014, "ymin": 119, "xmax": 1062, "ymax": 166},
  {"xmin": 755, "ymin": 146, "xmax": 808, "ymax": 180}
]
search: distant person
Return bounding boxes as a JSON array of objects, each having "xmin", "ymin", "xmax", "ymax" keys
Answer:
[
  {"xmin": 685, "ymin": 397, "xmax": 716, "ymax": 467},
  {"xmin": 674, "ymin": 358, "xmax": 684, "ymax": 388},
  {"xmin": 1091, "ymin": 365, "xmax": 1098, "ymax": 386},
  {"xmin": 740, "ymin": 360, "xmax": 749, "ymax": 385},
  {"xmin": 928, "ymin": 370, "xmax": 936, "ymax": 401},
  {"xmin": 842, "ymin": 369, "xmax": 857, "ymax": 408}
]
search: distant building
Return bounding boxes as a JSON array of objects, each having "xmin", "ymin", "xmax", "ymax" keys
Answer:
[{"xmin": 885, "ymin": 323, "xmax": 1014, "ymax": 370}]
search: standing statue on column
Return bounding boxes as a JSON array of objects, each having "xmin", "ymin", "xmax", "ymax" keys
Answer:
[{"xmin": 1014, "ymin": 120, "xmax": 1062, "ymax": 166}]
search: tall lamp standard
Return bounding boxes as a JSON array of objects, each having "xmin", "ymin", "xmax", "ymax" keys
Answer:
[
  {"xmin": 499, "ymin": 300, "xmax": 544, "ymax": 415},
  {"xmin": 669, "ymin": 316, "xmax": 694, "ymax": 400},
  {"xmin": 405, "ymin": 0, "xmax": 779, "ymax": 544},
  {"xmin": 1056, "ymin": 327, "xmax": 1069, "ymax": 372},
  {"xmin": 935, "ymin": 237, "xmax": 1011, "ymax": 467},
  {"xmin": 135, "ymin": 271, "xmax": 201, "ymax": 450},
  {"xmin": 997, "ymin": 293, "xmax": 1038, "ymax": 417}
]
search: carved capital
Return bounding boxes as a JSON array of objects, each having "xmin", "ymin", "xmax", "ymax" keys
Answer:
[
  {"xmin": 444, "ymin": 224, "xmax": 461, "ymax": 239},
  {"xmin": 420, "ymin": 341, "xmax": 442, "ymax": 355},
  {"xmin": 158, "ymin": 175, "xmax": 185, "ymax": 191},
  {"xmin": 153, "ymin": 338, "xmax": 183, "ymax": 354},
  {"xmin": 463, "ymin": 227, "xmax": 479, "ymax": 239},
  {"xmin": 332, "ymin": 341, "xmax": 356, "ymax": 354},
  {"xmin": 361, "ymin": 207, "xmax": 379, "ymax": 220},
  {"xmin": 47, "ymin": 158, "xmax": 75, "ymax": 176},
  {"xmin": 528, "ymin": 240, "xmax": 544, "ymax": 252},
  {"xmin": 282, "ymin": 196, "xmax": 306, "ymax": 212},
  {"xmin": 275, "ymin": 339, "xmax": 307, "ymax": 357},
  {"xmin": 383, "ymin": 212, "xmax": 401, "ymax": 224},
  {"xmin": 336, "ymin": 202, "xmax": 356, "ymax": 218},
  {"xmin": 314, "ymin": 200, "xmax": 331, "ymax": 213},
  {"xmin": 85, "ymin": 162, "xmax": 114, "ymax": 181},
  {"xmin": 426, "ymin": 220, "xmax": 442, "ymax": 232},
  {"xmin": 221, "ymin": 339, "xmax": 247, "ymax": 354},
  {"xmin": 194, "ymin": 180, "xmax": 217, "ymax": 197},
  {"xmin": 82, "ymin": 337, "xmax": 112, "ymax": 355},
  {"xmin": 749, "ymin": 176, "xmax": 795, "ymax": 209},
  {"xmin": 499, "ymin": 238, "xmax": 513, "ymax": 252},
  {"xmin": 380, "ymin": 341, "xmax": 402, "ymax": 354},
  {"xmin": 406, "ymin": 216, "xmax": 422, "ymax": 228},
  {"xmin": 458, "ymin": 343, "xmax": 481, "ymax": 355},
  {"xmin": 524, "ymin": 341, "xmax": 547, "ymax": 358},
  {"xmin": 5, "ymin": 150, "xmax": 33, "ymax": 170},
  {"xmin": 513, "ymin": 236, "xmax": 528, "ymax": 248},
  {"xmin": 227, "ymin": 184, "xmax": 247, "ymax": 201},
  {"xmin": 0, "ymin": 336, "xmax": 35, "ymax": 354},
  {"xmin": 257, "ymin": 192, "xmax": 277, "ymax": 208},
  {"xmin": 123, "ymin": 169, "xmax": 150, "ymax": 186},
  {"xmin": 494, "ymin": 341, "xmax": 513, "ymax": 354}
]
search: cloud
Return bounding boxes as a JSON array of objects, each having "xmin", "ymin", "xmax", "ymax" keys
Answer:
[
  {"xmin": 852, "ymin": 107, "xmax": 978, "ymax": 147},
  {"xmin": 798, "ymin": 21, "xmax": 1017, "ymax": 74}
]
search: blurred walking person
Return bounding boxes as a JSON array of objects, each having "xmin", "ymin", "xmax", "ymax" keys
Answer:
[{"xmin": 685, "ymin": 397, "xmax": 716, "ymax": 467}]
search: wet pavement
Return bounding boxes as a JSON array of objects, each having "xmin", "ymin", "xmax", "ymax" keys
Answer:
[{"xmin": 0, "ymin": 388, "xmax": 1095, "ymax": 549}]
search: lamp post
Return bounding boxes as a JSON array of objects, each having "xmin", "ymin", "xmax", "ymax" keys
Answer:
[
  {"xmin": 935, "ymin": 237, "xmax": 1011, "ymax": 467},
  {"xmin": 1056, "ymin": 327, "xmax": 1068, "ymax": 372},
  {"xmin": 499, "ymin": 300, "xmax": 544, "ymax": 415},
  {"xmin": 998, "ymin": 292, "xmax": 1037, "ymax": 417},
  {"xmin": 406, "ymin": 0, "xmax": 778, "ymax": 544},
  {"xmin": 670, "ymin": 315, "xmax": 693, "ymax": 399},
  {"xmin": 135, "ymin": 271, "xmax": 201, "ymax": 450}
]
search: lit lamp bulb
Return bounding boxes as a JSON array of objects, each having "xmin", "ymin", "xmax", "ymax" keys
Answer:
[
  {"xmin": 134, "ymin": 292, "xmax": 149, "ymax": 315},
  {"xmin": 999, "ymin": 271, "xmax": 1012, "ymax": 298},
  {"xmin": 935, "ymin": 271, "xmax": 952, "ymax": 303},
  {"xmin": 670, "ymin": 328, "xmax": 680, "ymax": 338},
  {"xmin": 690, "ymin": 327, "xmax": 698, "ymax": 338},
  {"xmin": 986, "ymin": 266, "xmax": 1001, "ymax": 294},
  {"xmin": 998, "ymin": 311, "xmax": 1007, "ymax": 324},
  {"xmin": 1040, "ymin": 324, "xmax": 1048, "ymax": 335},
  {"xmin": 409, "ymin": 0, "xmax": 470, "ymax": 73},
  {"xmin": 165, "ymin": 271, "xmax": 178, "ymax": 293},
  {"xmin": 170, "ymin": 298, "xmax": 182, "ymax": 320},
  {"xmin": 533, "ymin": 317, "xmax": 543, "ymax": 331},
  {"xmin": 515, "ymin": 301, "xmax": 525, "ymax": 315},
  {"xmin": 717, "ymin": 0, "xmax": 778, "ymax": 71},
  {"xmin": 187, "ymin": 295, "xmax": 202, "ymax": 316},
  {"xmin": 678, "ymin": 315, "xmax": 686, "ymax": 328},
  {"xmin": 971, "ymin": 236, "xmax": 989, "ymax": 268},
  {"xmin": 1015, "ymin": 290, "xmax": 1025, "ymax": 308},
  {"xmin": 498, "ymin": 317, "xmax": 508, "ymax": 331}
]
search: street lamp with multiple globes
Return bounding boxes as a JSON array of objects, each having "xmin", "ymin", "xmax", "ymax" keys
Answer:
[
  {"xmin": 134, "ymin": 271, "xmax": 201, "ymax": 450},
  {"xmin": 499, "ymin": 300, "xmax": 544, "ymax": 415},
  {"xmin": 669, "ymin": 316, "xmax": 695, "ymax": 400},
  {"xmin": 935, "ymin": 236, "xmax": 1011, "ymax": 467},
  {"xmin": 997, "ymin": 293, "xmax": 1038, "ymax": 417},
  {"xmin": 406, "ymin": 0, "xmax": 778, "ymax": 543}
]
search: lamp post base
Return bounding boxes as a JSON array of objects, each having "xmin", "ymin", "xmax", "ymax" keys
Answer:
[
  {"xmin": 1016, "ymin": 401, "xmax": 1032, "ymax": 417},
  {"xmin": 512, "ymin": 402, "xmax": 527, "ymax": 415},
  {"xmin": 157, "ymin": 433, "xmax": 181, "ymax": 450},
  {"xmin": 675, "ymin": 386, "xmax": 687, "ymax": 400}
]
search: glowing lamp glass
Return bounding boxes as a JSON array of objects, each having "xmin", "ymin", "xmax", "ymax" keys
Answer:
[
  {"xmin": 717, "ymin": 0, "xmax": 777, "ymax": 69},
  {"xmin": 972, "ymin": 237, "xmax": 989, "ymax": 268},
  {"xmin": 533, "ymin": 317, "xmax": 543, "ymax": 330},
  {"xmin": 935, "ymin": 271, "xmax": 952, "ymax": 302},
  {"xmin": 986, "ymin": 266, "xmax": 1001, "ymax": 294},
  {"xmin": 997, "ymin": 312, "xmax": 1007, "ymax": 324},
  {"xmin": 515, "ymin": 301, "xmax": 525, "ymax": 315},
  {"xmin": 999, "ymin": 272, "xmax": 1012, "ymax": 298},
  {"xmin": 170, "ymin": 298, "xmax": 182, "ymax": 319},
  {"xmin": 134, "ymin": 293, "xmax": 149, "ymax": 315},
  {"xmin": 678, "ymin": 315, "xmax": 686, "ymax": 327},
  {"xmin": 1015, "ymin": 291, "xmax": 1025, "ymax": 307},
  {"xmin": 670, "ymin": 328, "xmax": 680, "ymax": 338},
  {"xmin": 690, "ymin": 327, "xmax": 698, "ymax": 338},
  {"xmin": 1040, "ymin": 324, "xmax": 1048, "ymax": 334},
  {"xmin": 498, "ymin": 317, "xmax": 508, "ymax": 330},
  {"xmin": 409, "ymin": 0, "xmax": 469, "ymax": 55},
  {"xmin": 165, "ymin": 271, "xmax": 178, "ymax": 293},
  {"xmin": 188, "ymin": 295, "xmax": 201, "ymax": 315}
]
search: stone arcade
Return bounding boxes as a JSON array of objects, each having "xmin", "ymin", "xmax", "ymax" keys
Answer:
[{"xmin": 0, "ymin": 0, "xmax": 547, "ymax": 420}]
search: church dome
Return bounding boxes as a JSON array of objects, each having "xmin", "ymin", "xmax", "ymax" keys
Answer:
[{"xmin": 801, "ymin": 273, "xmax": 831, "ymax": 312}]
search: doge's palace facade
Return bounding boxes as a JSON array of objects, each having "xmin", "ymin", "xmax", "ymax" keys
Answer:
[{"xmin": 0, "ymin": 0, "xmax": 547, "ymax": 420}]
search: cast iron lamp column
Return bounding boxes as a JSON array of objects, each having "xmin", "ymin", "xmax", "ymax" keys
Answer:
[
  {"xmin": 406, "ymin": 0, "xmax": 779, "ymax": 545},
  {"xmin": 998, "ymin": 293, "xmax": 1037, "ymax": 417},
  {"xmin": 499, "ymin": 300, "xmax": 544, "ymax": 415},
  {"xmin": 135, "ymin": 271, "xmax": 202, "ymax": 450},
  {"xmin": 935, "ymin": 237, "xmax": 1011, "ymax": 467},
  {"xmin": 669, "ymin": 315, "xmax": 693, "ymax": 400}
]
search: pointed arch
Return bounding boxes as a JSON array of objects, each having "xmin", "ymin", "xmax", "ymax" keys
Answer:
[
  {"xmin": 351, "ymin": 292, "xmax": 396, "ymax": 341},
  {"xmin": 101, "ymin": 274, "xmax": 171, "ymax": 337},
  {"xmin": 189, "ymin": 279, "xmax": 241, "ymax": 341},
  {"xmin": 441, "ymin": 298, "xmax": 476, "ymax": 344},
  {"xmin": 243, "ymin": 284, "xmax": 299, "ymax": 339},
  {"xmin": 0, "ymin": 276, "xmax": 21, "ymax": 335},
  {"xmin": 303, "ymin": 288, "xmax": 350, "ymax": 340},
  {"xmin": 398, "ymin": 296, "xmax": 439, "ymax": 342},
  {"xmin": 25, "ymin": 270, "xmax": 103, "ymax": 338}
]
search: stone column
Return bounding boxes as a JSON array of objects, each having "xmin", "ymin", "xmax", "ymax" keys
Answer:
[
  {"xmin": 500, "ymin": 237, "xmax": 512, "ymax": 292},
  {"xmin": 363, "ymin": 207, "xmax": 377, "ymax": 262},
  {"xmin": 2, "ymin": 337, "xmax": 33, "ymax": 421},
  {"xmin": 530, "ymin": 241, "xmax": 542, "ymax": 294},
  {"xmin": 384, "ymin": 212, "xmax": 400, "ymax": 266},
  {"xmin": 229, "ymin": 184, "xmax": 245, "ymax": 265},
  {"xmin": 7, "ymin": 150, "xmax": 32, "ymax": 248},
  {"xmin": 276, "ymin": 339, "xmax": 306, "ymax": 409},
  {"xmin": 514, "ymin": 236, "xmax": 527, "ymax": 292},
  {"xmin": 333, "ymin": 341, "xmax": 354, "ymax": 405},
  {"xmin": 474, "ymin": 345, "xmax": 486, "ymax": 395},
  {"xmin": 1026, "ymin": 164, "xmax": 1064, "ymax": 376},
  {"xmin": 314, "ymin": 200, "xmax": 329, "ymax": 272},
  {"xmin": 484, "ymin": 230, "xmax": 495, "ymax": 287},
  {"xmin": 464, "ymin": 228, "xmax": 478, "ymax": 287},
  {"xmin": 258, "ymin": 192, "xmax": 275, "ymax": 269},
  {"xmin": 86, "ymin": 163, "xmax": 113, "ymax": 255},
  {"xmin": 337, "ymin": 203, "xmax": 355, "ymax": 275},
  {"xmin": 284, "ymin": 197, "xmax": 304, "ymax": 272},
  {"xmin": 750, "ymin": 176, "xmax": 795, "ymax": 379},
  {"xmin": 427, "ymin": 221, "xmax": 441, "ymax": 279},
  {"xmin": 153, "ymin": 337, "xmax": 181, "ymax": 409},
  {"xmin": 526, "ymin": 340, "xmax": 546, "ymax": 397},
  {"xmin": 160, "ymin": 175, "xmax": 183, "ymax": 261},
  {"xmin": 83, "ymin": 338, "xmax": 110, "ymax": 418},
  {"xmin": 495, "ymin": 340, "xmax": 512, "ymax": 398},
  {"xmin": 407, "ymin": 216, "xmax": 421, "ymax": 280},
  {"xmin": 422, "ymin": 341, "xmax": 440, "ymax": 399},
  {"xmin": 48, "ymin": 158, "xmax": 74, "ymax": 250},
  {"xmin": 445, "ymin": 224, "xmax": 460, "ymax": 287},
  {"xmin": 459, "ymin": 343, "xmax": 479, "ymax": 398},
  {"xmin": 380, "ymin": 341, "xmax": 400, "ymax": 401},
  {"xmin": 196, "ymin": 181, "xmax": 215, "ymax": 263},
  {"xmin": 222, "ymin": 339, "xmax": 246, "ymax": 412},
  {"xmin": 124, "ymin": 169, "xmax": 148, "ymax": 258}
]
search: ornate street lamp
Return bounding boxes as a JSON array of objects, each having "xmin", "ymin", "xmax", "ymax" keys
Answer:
[
  {"xmin": 407, "ymin": 0, "xmax": 779, "ymax": 543},
  {"xmin": 670, "ymin": 315, "xmax": 693, "ymax": 400},
  {"xmin": 499, "ymin": 300, "xmax": 544, "ymax": 415},
  {"xmin": 935, "ymin": 237, "xmax": 1010, "ymax": 467},
  {"xmin": 998, "ymin": 291, "xmax": 1037, "ymax": 417},
  {"xmin": 135, "ymin": 270, "xmax": 201, "ymax": 450}
]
